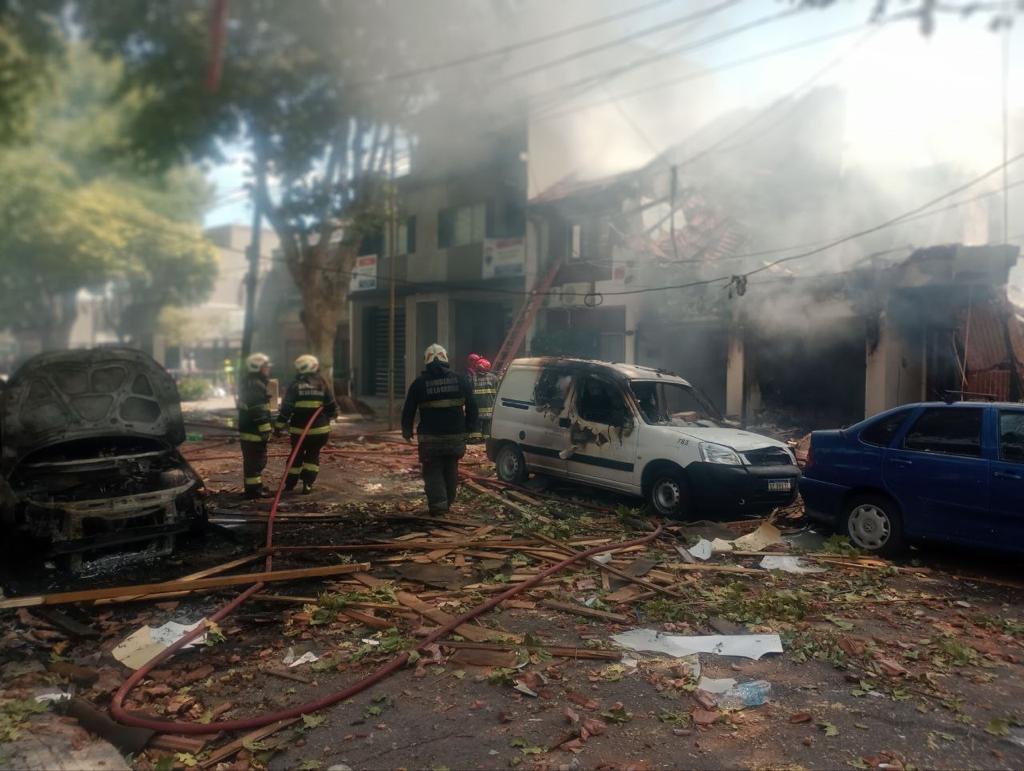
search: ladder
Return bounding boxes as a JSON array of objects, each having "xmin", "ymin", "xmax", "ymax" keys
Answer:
[{"xmin": 492, "ymin": 256, "xmax": 565, "ymax": 374}]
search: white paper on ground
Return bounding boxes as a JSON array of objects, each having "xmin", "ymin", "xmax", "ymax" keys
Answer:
[
  {"xmin": 733, "ymin": 522, "xmax": 782, "ymax": 551},
  {"xmin": 697, "ymin": 676, "xmax": 737, "ymax": 694},
  {"xmin": 688, "ymin": 539, "xmax": 714, "ymax": 560},
  {"xmin": 288, "ymin": 651, "xmax": 320, "ymax": 668},
  {"xmin": 759, "ymin": 555, "xmax": 828, "ymax": 574},
  {"xmin": 112, "ymin": 619, "xmax": 206, "ymax": 670},
  {"xmin": 610, "ymin": 629, "xmax": 784, "ymax": 660}
]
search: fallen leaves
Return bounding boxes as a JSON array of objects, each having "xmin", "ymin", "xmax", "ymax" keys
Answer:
[{"xmin": 789, "ymin": 711, "xmax": 813, "ymax": 724}]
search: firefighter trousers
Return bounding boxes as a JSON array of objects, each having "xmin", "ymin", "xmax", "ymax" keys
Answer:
[
  {"xmin": 241, "ymin": 439, "xmax": 268, "ymax": 495},
  {"xmin": 286, "ymin": 432, "xmax": 328, "ymax": 489},
  {"xmin": 418, "ymin": 435, "xmax": 466, "ymax": 513}
]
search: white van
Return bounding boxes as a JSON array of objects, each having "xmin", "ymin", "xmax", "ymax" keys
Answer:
[{"xmin": 486, "ymin": 358, "xmax": 799, "ymax": 518}]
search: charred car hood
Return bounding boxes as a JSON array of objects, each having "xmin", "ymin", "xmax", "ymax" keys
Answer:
[
  {"xmin": 1, "ymin": 348, "xmax": 185, "ymax": 464},
  {"xmin": 662, "ymin": 425, "xmax": 789, "ymax": 453}
]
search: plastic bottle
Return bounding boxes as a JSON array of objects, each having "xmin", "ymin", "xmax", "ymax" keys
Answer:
[{"xmin": 717, "ymin": 680, "xmax": 771, "ymax": 709}]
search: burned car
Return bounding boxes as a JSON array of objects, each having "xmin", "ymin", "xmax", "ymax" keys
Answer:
[{"xmin": 0, "ymin": 348, "xmax": 205, "ymax": 570}]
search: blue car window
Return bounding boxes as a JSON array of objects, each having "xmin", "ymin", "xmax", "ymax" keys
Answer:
[
  {"xmin": 903, "ymin": 408, "xmax": 983, "ymax": 457},
  {"xmin": 860, "ymin": 409, "xmax": 912, "ymax": 447},
  {"xmin": 998, "ymin": 411, "xmax": 1024, "ymax": 463}
]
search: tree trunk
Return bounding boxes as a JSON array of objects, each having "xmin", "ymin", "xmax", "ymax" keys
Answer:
[{"xmin": 39, "ymin": 290, "xmax": 77, "ymax": 350}]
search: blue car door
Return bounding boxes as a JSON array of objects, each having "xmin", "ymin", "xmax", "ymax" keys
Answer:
[
  {"xmin": 882, "ymin": 406, "xmax": 989, "ymax": 542},
  {"xmin": 988, "ymin": 409, "xmax": 1024, "ymax": 548}
]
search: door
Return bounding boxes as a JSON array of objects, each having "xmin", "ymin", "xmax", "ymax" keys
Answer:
[
  {"xmin": 368, "ymin": 307, "xmax": 406, "ymax": 396},
  {"xmin": 883, "ymin": 406, "xmax": 989, "ymax": 542},
  {"xmin": 565, "ymin": 374, "xmax": 640, "ymax": 492},
  {"xmin": 988, "ymin": 409, "xmax": 1024, "ymax": 547},
  {"xmin": 505, "ymin": 365, "xmax": 568, "ymax": 476}
]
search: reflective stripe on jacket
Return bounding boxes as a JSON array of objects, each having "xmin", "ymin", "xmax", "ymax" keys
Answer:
[
  {"xmin": 276, "ymin": 373, "xmax": 337, "ymax": 434},
  {"xmin": 238, "ymin": 373, "xmax": 272, "ymax": 442},
  {"xmin": 401, "ymin": 362, "xmax": 478, "ymax": 438}
]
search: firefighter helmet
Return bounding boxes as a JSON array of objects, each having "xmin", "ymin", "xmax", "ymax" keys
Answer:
[
  {"xmin": 466, "ymin": 353, "xmax": 481, "ymax": 372},
  {"xmin": 245, "ymin": 353, "xmax": 271, "ymax": 373},
  {"xmin": 294, "ymin": 354, "xmax": 320, "ymax": 374},
  {"xmin": 478, "ymin": 357, "xmax": 493, "ymax": 373},
  {"xmin": 424, "ymin": 344, "xmax": 449, "ymax": 365}
]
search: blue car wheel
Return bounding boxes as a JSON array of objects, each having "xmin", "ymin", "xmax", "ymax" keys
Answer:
[{"xmin": 844, "ymin": 495, "xmax": 905, "ymax": 557}]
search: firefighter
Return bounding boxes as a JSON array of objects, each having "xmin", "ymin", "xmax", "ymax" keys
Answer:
[
  {"xmin": 276, "ymin": 354, "xmax": 337, "ymax": 494},
  {"xmin": 238, "ymin": 353, "xmax": 273, "ymax": 499},
  {"xmin": 402, "ymin": 344, "xmax": 478, "ymax": 514},
  {"xmin": 466, "ymin": 353, "xmax": 499, "ymax": 441}
]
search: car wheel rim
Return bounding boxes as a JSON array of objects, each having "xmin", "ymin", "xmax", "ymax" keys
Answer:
[
  {"xmin": 499, "ymin": 450, "xmax": 520, "ymax": 480},
  {"xmin": 653, "ymin": 479, "xmax": 680, "ymax": 514},
  {"xmin": 848, "ymin": 504, "xmax": 891, "ymax": 550}
]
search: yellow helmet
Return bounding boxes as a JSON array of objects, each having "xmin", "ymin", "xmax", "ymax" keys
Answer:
[
  {"xmin": 295, "ymin": 354, "xmax": 320, "ymax": 374},
  {"xmin": 245, "ymin": 353, "xmax": 271, "ymax": 373}
]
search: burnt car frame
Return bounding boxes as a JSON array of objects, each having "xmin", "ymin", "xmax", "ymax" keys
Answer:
[{"xmin": 0, "ymin": 348, "xmax": 205, "ymax": 570}]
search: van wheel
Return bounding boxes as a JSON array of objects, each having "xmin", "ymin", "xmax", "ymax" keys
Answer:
[
  {"xmin": 647, "ymin": 472, "xmax": 690, "ymax": 519},
  {"xmin": 844, "ymin": 495, "xmax": 905, "ymax": 557},
  {"xmin": 495, "ymin": 443, "xmax": 527, "ymax": 484}
]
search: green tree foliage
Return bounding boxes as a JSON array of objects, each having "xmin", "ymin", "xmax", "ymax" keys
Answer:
[
  {"xmin": 0, "ymin": 45, "xmax": 216, "ymax": 350},
  {"xmin": 75, "ymin": 0, "xmax": 509, "ymax": 373},
  {"xmin": 0, "ymin": 0, "xmax": 66, "ymax": 144}
]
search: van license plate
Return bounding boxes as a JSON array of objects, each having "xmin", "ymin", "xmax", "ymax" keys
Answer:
[{"xmin": 768, "ymin": 480, "xmax": 792, "ymax": 492}]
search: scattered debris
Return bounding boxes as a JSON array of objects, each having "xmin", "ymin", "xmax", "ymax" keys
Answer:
[
  {"xmin": 759, "ymin": 555, "xmax": 829, "ymax": 574},
  {"xmin": 610, "ymin": 629, "xmax": 784, "ymax": 660},
  {"xmin": 111, "ymin": 619, "xmax": 207, "ymax": 669}
]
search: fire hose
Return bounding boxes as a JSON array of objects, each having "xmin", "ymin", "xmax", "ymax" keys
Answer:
[{"xmin": 110, "ymin": 408, "xmax": 662, "ymax": 734}]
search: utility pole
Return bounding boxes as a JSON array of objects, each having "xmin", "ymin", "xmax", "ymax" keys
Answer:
[
  {"xmin": 387, "ymin": 130, "xmax": 398, "ymax": 430},
  {"xmin": 240, "ymin": 152, "xmax": 265, "ymax": 362}
]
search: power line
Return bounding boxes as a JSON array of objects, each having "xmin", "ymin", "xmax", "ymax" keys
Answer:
[
  {"xmin": 350, "ymin": 0, "xmax": 683, "ymax": 88},
  {"xmin": 746, "ymin": 151, "xmax": 1024, "ymax": 279},
  {"xmin": 535, "ymin": 23, "xmax": 867, "ymax": 122},
  {"xmin": 526, "ymin": 6, "xmax": 804, "ymax": 113},
  {"xmin": 495, "ymin": 0, "xmax": 745, "ymax": 85}
]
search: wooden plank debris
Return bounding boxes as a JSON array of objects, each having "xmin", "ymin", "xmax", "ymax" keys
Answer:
[
  {"xmin": 198, "ymin": 718, "xmax": 299, "ymax": 769},
  {"xmin": 0, "ymin": 563, "xmax": 371, "ymax": 609},
  {"xmin": 540, "ymin": 599, "xmax": 630, "ymax": 623},
  {"xmin": 353, "ymin": 572, "xmax": 503, "ymax": 643}
]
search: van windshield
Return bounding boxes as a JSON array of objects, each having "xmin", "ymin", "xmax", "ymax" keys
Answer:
[{"xmin": 630, "ymin": 380, "xmax": 722, "ymax": 428}]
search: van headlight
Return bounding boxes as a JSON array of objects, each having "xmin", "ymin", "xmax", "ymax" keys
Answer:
[{"xmin": 699, "ymin": 442, "xmax": 743, "ymax": 465}]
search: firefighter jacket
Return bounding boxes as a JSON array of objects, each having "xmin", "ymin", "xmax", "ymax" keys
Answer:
[
  {"xmin": 402, "ymin": 362, "xmax": 478, "ymax": 439},
  {"xmin": 470, "ymin": 371, "xmax": 499, "ymax": 420},
  {"xmin": 276, "ymin": 373, "xmax": 337, "ymax": 436},
  {"xmin": 238, "ymin": 372, "xmax": 273, "ymax": 443}
]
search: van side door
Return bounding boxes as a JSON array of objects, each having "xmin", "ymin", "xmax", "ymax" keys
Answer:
[
  {"xmin": 498, "ymin": 364, "xmax": 569, "ymax": 475},
  {"xmin": 565, "ymin": 373, "xmax": 640, "ymax": 493}
]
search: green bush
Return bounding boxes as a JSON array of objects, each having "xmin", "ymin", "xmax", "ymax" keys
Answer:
[{"xmin": 177, "ymin": 377, "xmax": 212, "ymax": 402}]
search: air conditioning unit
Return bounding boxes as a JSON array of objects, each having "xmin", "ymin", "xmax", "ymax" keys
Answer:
[{"xmin": 560, "ymin": 282, "xmax": 593, "ymax": 307}]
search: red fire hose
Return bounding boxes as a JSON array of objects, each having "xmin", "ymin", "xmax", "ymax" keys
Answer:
[{"xmin": 110, "ymin": 408, "xmax": 661, "ymax": 734}]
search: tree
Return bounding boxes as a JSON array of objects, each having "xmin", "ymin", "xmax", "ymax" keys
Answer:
[
  {"xmin": 0, "ymin": 0, "xmax": 66, "ymax": 145},
  {"xmin": 76, "ymin": 0, "xmax": 517, "ymax": 375},
  {"xmin": 0, "ymin": 45, "xmax": 216, "ymax": 350}
]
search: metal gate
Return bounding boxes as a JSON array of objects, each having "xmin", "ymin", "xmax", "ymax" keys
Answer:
[{"xmin": 369, "ymin": 307, "xmax": 405, "ymax": 396}]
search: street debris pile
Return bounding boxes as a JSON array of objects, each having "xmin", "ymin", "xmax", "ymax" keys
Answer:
[{"xmin": 1, "ymin": 431, "xmax": 1023, "ymax": 770}]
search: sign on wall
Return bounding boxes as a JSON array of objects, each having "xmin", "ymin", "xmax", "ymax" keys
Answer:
[
  {"xmin": 482, "ymin": 238, "xmax": 525, "ymax": 279},
  {"xmin": 350, "ymin": 254, "xmax": 378, "ymax": 292}
]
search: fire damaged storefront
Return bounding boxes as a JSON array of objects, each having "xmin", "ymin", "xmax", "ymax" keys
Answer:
[{"xmin": 724, "ymin": 244, "xmax": 1022, "ymax": 430}]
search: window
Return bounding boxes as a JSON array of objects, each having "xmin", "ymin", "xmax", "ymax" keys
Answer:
[
  {"xmin": 631, "ymin": 381, "xmax": 720, "ymax": 427},
  {"xmin": 860, "ymin": 409, "xmax": 912, "ymax": 448},
  {"xmin": 999, "ymin": 411, "xmax": 1024, "ymax": 463},
  {"xmin": 903, "ymin": 408, "xmax": 983, "ymax": 457},
  {"xmin": 397, "ymin": 216, "xmax": 416, "ymax": 255},
  {"xmin": 534, "ymin": 367, "xmax": 572, "ymax": 413},
  {"xmin": 438, "ymin": 203, "xmax": 486, "ymax": 248},
  {"xmin": 499, "ymin": 367, "xmax": 539, "ymax": 403},
  {"xmin": 577, "ymin": 375, "xmax": 628, "ymax": 426}
]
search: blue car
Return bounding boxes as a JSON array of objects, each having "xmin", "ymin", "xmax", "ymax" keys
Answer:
[{"xmin": 800, "ymin": 401, "xmax": 1024, "ymax": 557}]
